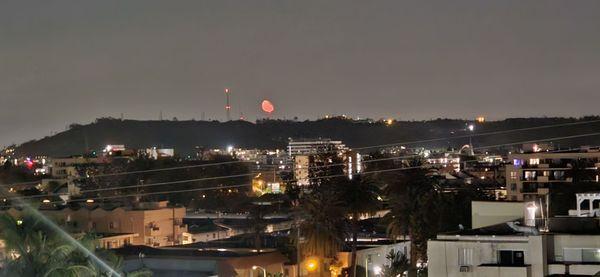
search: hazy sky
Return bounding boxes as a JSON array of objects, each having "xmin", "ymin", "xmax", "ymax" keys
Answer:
[{"xmin": 2, "ymin": 0, "xmax": 600, "ymax": 146}]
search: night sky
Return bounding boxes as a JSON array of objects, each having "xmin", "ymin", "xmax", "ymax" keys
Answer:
[{"xmin": 2, "ymin": 0, "xmax": 600, "ymax": 146}]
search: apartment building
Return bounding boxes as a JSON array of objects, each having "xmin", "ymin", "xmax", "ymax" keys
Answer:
[
  {"xmin": 429, "ymin": 195, "xmax": 600, "ymax": 277},
  {"xmin": 288, "ymin": 138, "xmax": 362, "ymax": 186},
  {"xmin": 8, "ymin": 201, "xmax": 191, "ymax": 248},
  {"xmin": 505, "ymin": 149, "xmax": 600, "ymax": 201},
  {"xmin": 429, "ymin": 218, "xmax": 600, "ymax": 277},
  {"xmin": 50, "ymin": 156, "xmax": 107, "ymax": 179}
]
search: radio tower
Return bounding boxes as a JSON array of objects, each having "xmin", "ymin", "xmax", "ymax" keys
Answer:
[{"xmin": 225, "ymin": 88, "xmax": 231, "ymax": 121}]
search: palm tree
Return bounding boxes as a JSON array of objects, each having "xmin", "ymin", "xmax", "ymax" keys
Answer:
[
  {"xmin": 0, "ymin": 212, "xmax": 96, "ymax": 277},
  {"xmin": 248, "ymin": 202, "xmax": 270, "ymax": 250},
  {"xmin": 0, "ymin": 212, "xmax": 152, "ymax": 277},
  {"xmin": 384, "ymin": 160, "xmax": 439, "ymax": 275},
  {"xmin": 299, "ymin": 185, "xmax": 347, "ymax": 268},
  {"xmin": 381, "ymin": 250, "xmax": 410, "ymax": 277},
  {"xmin": 337, "ymin": 175, "xmax": 381, "ymax": 277}
]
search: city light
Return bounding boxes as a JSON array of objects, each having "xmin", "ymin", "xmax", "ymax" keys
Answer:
[
  {"xmin": 252, "ymin": 265, "xmax": 267, "ymax": 276},
  {"xmin": 373, "ymin": 265, "xmax": 382, "ymax": 275},
  {"xmin": 305, "ymin": 258, "xmax": 318, "ymax": 272},
  {"xmin": 385, "ymin": 118, "xmax": 393, "ymax": 126},
  {"xmin": 468, "ymin": 124, "xmax": 475, "ymax": 131}
]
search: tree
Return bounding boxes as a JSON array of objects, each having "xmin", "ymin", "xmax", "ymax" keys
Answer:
[
  {"xmin": 384, "ymin": 159, "xmax": 439, "ymax": 275},
  {"xmin": 381, "ymin": 250, "xmax": 410, "ymax": 277},
  {"xmin": 299, "ymin": 184, "xmax": 346, "ymax": 266},
  {"xmin": 0, "ymin": 212, "xmax": 151, "ymax": 277},
  {"xmin": 337, "ymin": 175, "xmax": 381, "ymax": 277},
  {"xmin": 0, "ymin": 212, "xmax": 97, "ymax": 276},
  {"xmin": 247, "ymin": 202, "xmax": 270, "ymax": 250}
]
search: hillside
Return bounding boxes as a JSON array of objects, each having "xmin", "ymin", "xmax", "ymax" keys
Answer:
[{"xmin": 13, "ymin": 116, "xmax": 600, "ymax": 157}]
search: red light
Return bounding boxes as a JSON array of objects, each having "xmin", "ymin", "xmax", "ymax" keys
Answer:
[
  {"xmin": 225, "ymin": 88, "xmax": 229, "ymax": 93},
  {"xmin": 25, "ymin": 159, "xmax": 34, "ymax": 169}
]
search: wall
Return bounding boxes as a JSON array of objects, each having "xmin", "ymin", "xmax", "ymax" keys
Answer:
[{"xmin": 471, "ymin": 201, "xmax": 524, "ymax": 229}]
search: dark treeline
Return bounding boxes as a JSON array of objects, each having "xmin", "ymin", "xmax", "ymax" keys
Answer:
[{"xmin": 14, "ymin": 116, "xmax": 600, "ymax": 157}]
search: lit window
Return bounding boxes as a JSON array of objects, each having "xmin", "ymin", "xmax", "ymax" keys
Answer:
[
  {"xmin": 524, "ymin": 171, "xmax": 537, "ymax": 181},
  {"xmin": 510, "ymin": 172, "xmax": 517, "ymax": 180},
  {"xmin": 529, "ymin": 158, "xmax": 540, "ymax": 165}
]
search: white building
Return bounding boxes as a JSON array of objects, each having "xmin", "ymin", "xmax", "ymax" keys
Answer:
[
  {"xmin": 288, "ymin": 138, "xmax": 362, "ymax": 185},
  {"xmin": 429, "ymin": 196, "xmax": 600, "ymax": 277}
]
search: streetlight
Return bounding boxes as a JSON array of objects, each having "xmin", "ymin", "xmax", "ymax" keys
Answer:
[
  {"xmin": 305, "ymin": 257, "xmax": 319, "ymax": 273},
  {"xmin": 373, "ymin": 265, "xmax": 382, "ymax": 276},
  {"xmin": 467, "ymin": 124, "xmax": 475, "ymax": 147},
  {"xmin": 252, "ymin": 265, "xmax": 267, "ymax": 277}
]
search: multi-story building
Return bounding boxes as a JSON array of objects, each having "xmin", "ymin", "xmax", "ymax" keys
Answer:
[
  {"xmin": 288, "ymin": 138, "xmax": 361, "ymax": 186},
  {"xmin": 428, "ymin": 196, "xmax": 600, "ymax": 277},
  {"xmin": 505, "ymin": 148, "xmax": 600, "ymax": 201},
  {"xmin": 50, "ymin": 156, "xmax": 107, "ymax": 179},
  {"xmin": 287, "ymin": 139, "xmax": 347, "ymax": 157},
  {"xmin": 8, "ymin": 201, "xmax": 191, "ymax": 248}
]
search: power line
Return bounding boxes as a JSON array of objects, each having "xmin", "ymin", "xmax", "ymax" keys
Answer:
[
  {"xmin": 4, "ymin": 118, "xmax": 600, "ymax": 188},
  {"xmin": 2, "ymin": 165, "xmax": 430, "ymax": 207},
  {"xmin": 0, "ymin": 160, "xmax": 254, "ymax": 188},
  {"xmin": 6, "ymin": 131, "xmax": 600, "ymax": 202},
  {"xmin": 353, "ymin": 118, "xmax": 600, "ymax": 151}
]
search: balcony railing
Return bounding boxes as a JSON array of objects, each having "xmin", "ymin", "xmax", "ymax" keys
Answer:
[{"xmin": 476, "ymin": 264, "xmax": 531, "ymax": 277}]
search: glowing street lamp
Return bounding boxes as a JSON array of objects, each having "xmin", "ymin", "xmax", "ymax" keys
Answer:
[
  {"xmin": 373, "ymin": 265, "xmax": 383, "ymax": 275},
  {"xmin": 252, "ymin": 265, "xmax": 267, "ymax": 277},
  {"xmin": 467, "ymin": 124, "xmax": 475, "ymax": 147},
  {"xmin": 305, "ymin": 257, "xmax": 319, "ymax": 272}
]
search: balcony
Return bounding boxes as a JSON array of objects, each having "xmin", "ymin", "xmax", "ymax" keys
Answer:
[
  {"xmin": 548, "ymin": 263, "xmax": 600, "ymax": 275},
  {"xmin": 476, "ymin": 264, "xmax": 531, "ymax": 277},
  {"xmin": 145, "ymin": 226, "xmax": 161, "ymax": 236}
]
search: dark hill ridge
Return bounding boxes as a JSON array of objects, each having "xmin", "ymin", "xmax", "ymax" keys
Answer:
[{"xmin": 14, "ymin": 117, "xmax": 600, "ymax": 157}]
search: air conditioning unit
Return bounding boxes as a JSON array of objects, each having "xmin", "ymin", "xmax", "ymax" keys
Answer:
[{"xmin": 459, "ymin": 266, "xmax": 472, "ymax": 272}]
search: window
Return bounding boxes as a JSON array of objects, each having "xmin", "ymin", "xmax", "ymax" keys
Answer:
[
  {"xmin": 524, "ymin": 171, "xmax": 536, "ymax": 181},
  {"xmin": 564, "ymin": 248, "xmax": 600, "ymax": 263},
  {"xmin": 554, "ymin": 171, "xmax": 565, "ymax": 180},
  {"xmin": 543, "ymin": 171, "xmax": 550, "ymax": 177},
  {"xmin": 510, "ymin": 184, "xmax": 517, "ymax": 191},
  {"xmin": 458, "ymin": 248, "xmax": 474, "ymax": 266},
  {"xmin": 582, "ymin": 249, "xmax": 600, "ymax": 263},
  {"xmin": 510, "ymin": 172, "xmax": 517, "ymax": 180},
  {"xmin": 529, "ymin": 158, "xmax": 540, "ymax": 165},
  {"xmin": 498, "ymin": 250, "xmax": 524, "ymax": 266}
]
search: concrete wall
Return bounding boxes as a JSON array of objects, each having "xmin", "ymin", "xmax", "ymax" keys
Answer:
[
  {"xmin": 475, "ymin": 266, "xmax": 531, "ymax": 277},
  {"xmin": 471, "ymin": 201, "xmax": 524, "ymax": 229}
]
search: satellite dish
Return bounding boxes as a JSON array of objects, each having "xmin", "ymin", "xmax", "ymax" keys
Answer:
[{"xmin": 261, "ymin": 100, "xmax": 275, "ymax": 114}]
